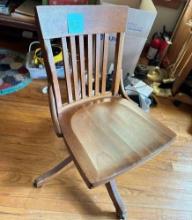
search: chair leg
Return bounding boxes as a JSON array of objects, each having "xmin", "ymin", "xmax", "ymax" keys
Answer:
[
  {"xmin": 33, "ymin": 156, "xmax": 73, "ymax": 188},
  {"xmin": 106, "ymin": 180, "xmax": 127, "ymax": 220}
]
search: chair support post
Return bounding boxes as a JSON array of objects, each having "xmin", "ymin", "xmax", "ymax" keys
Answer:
[{"xmin": 106, "ymin": 180, "xmax": 127, "ymax": 219}]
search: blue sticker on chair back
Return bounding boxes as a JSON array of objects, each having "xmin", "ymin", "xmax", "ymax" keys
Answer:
[{"xmin": 67, "ymin": 13, "xmax": 84, "ymax": 34}]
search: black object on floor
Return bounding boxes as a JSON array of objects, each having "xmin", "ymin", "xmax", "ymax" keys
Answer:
[
  {"xmin": 134, "ymin": 64, "xmax": 148, "ymax": 80},
  {"xmin": 129, "ymin": 94, "xmax": 141, "ymax": 107},
  {"xmin": 159, "ymin": 81, "xmax": 174, "ymax": 89},
  {"xmin": 149, "ymin": 95, "xmax": 158, "ymax": 107},
  {"xmin": 0, "ymin": 64, "xmax": 10, "ymax": 71}
]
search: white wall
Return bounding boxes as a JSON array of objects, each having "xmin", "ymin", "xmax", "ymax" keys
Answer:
[{"xmin": 148, "ymin": 3, "xmax": 185, "ymax": 40}]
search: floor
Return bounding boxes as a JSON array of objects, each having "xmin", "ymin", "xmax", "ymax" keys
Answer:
[
  {"xmin": 0, "ymin": 78, "xmax": 191, "ymax": 220},
  {"xmin": 0, "ymin": 34, "xmax": 191, "ymax": 220}
]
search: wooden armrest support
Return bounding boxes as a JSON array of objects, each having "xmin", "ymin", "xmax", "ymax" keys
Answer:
[{"xmin": 48, "ymin": 85, "xmax": 63, "ymax": 137}]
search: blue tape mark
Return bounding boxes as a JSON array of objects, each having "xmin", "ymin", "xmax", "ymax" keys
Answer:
[{"xmin": 67, "ymin": 13, "xmax": 84, "ymax": 34}]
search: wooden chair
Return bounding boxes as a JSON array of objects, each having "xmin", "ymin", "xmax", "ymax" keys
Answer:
[{"xmin": 35, "ymin": 5, "xmax": 176, "ymax": 219}]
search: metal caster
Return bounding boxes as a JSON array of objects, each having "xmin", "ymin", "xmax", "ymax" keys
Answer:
[
  {"xmin": 33, "ymin": 179, "xmax": 43, "ymax": 188},
  {"xmin": 117, "ymin": 212, "xmax": 128, "ymax": 220}
]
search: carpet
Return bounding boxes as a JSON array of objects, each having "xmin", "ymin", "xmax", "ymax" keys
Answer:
[{"xmin": 0, "ymin": 48, "xmax": 32, "ymax": 95}]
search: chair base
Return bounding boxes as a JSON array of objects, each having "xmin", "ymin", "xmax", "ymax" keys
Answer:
[
  {"xmin": 33, "ymin": 156, "xmax": 73, "ymax": 188},
  {"xmin": 106, "ymin": 180, "xmax": 127, "ymax": 220},
  {"xmin": 33, "ymin": 157, "xmax": 127, "ymax": 219}
]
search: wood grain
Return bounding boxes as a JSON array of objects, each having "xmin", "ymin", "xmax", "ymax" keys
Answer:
[
  {"xmin": 113, "ymin": 33, "xmax": 125, "ymax": 95},
  {"xmin": 70, "ymin": 36, "xmax": 80, "ymax": 101},
  {"xmin": 79, "ymin": 35, "xmax": 86, "ymax": 99},
  {"xmin": 167, "ymin": 0, "xmax": 192, "ymax": 63},
  {"xmin": 0, "ymin": 81, "xmax": 191, "ymax": 220},
  {"xmin": 60, "ymin": 96, "xmax": 176, "ymax": 188},
  {"xmin": 106, "ymin": 180, "xmax": 127, "ymax": 219},
  {"xmin": 61, "ymin": 37, "xmax": 73, "ymax": 103},
  {"xmin": 36, "ymin": 7, "xmax": 177, "ymax": 219},
  {"xmin": 36, "ymin": 5, "xmax": 128, "ymax": 106},
  {"xmin": 166, "ymin": 0, "xmax": 192, "ymax": 96},
  {"xmin": 153, "ymin": 0, "xmax": 182, "ymax": 9},
  {"xmin": 101, "ymin": 33, "xmax": 109, "ymax": 94},
  {"xmin": 36, "ymin": 6, "xmax": 135, "ymax": 218},
  {"xmin": 95, "ymin": 33, "xmax": 101, "ymax": 96},
  {"xmin": 44, "ymin": 39, "xmax": 62, "ymax": 111},
  {"xmin": 0, "ymin": 13, "xmax": 37, "ymax": 31},
  {"xmin": 88, "ymin": 34, "xmax": 93, "ymax": 97},
  {"xmin": 36, "ymin": 5, "xmax": 128, "ymax": 39}
]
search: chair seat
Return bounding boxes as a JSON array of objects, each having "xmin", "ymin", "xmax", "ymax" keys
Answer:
[{"xmin": 59, "ymin": 96, "xmax": 176, "ymax": 188}]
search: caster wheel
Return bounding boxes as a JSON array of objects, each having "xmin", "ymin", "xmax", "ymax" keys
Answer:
[
  {"xmin": 117, "ymin": 212, "xmax": 128, "ymax": 220},
  {"xmin": 33, "ymin": 179, "xmax": 43, "ymax": 188}
]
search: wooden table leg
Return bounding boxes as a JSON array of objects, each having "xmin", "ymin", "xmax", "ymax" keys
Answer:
[
  {"xmin": 33, "ymin": 156, "xmax": 73, "ymax": 188},
  {"xmin": 106, "ymin": 180, "xmax": 127, "ymax": 220}
]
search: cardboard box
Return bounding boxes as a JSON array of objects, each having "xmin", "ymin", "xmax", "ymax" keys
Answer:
[{"xmin": 99, "ymin": 0, "xmax": 157, "ymax": 75}]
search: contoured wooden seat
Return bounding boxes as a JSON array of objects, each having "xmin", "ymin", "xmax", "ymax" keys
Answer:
[
  {"xmin": 35, "ymin": 5, "xmax": 176, "ymax": 219},
  {"xmin": 60, "ymin": 96, "xmax": 175, "ymax": 188}
]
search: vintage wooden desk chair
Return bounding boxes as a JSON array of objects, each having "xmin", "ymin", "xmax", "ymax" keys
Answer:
[{"xmin": 35, "ymin": 5, "xmax": 176, "ymax": 219}]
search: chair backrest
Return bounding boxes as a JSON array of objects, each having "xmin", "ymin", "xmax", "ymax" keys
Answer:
[{"xmin": 36, "ymin": 5, "xmax": 128, "ymax": 113}]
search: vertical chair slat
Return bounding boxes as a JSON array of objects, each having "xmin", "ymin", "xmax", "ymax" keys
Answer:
[
  {"xmin": 95, "ymin": 34, "xmax": 101, "ymax": 96},
  {"xmin": 79, "ymin": 35, "xmax": 86, "ymax": 99},
  {"xmin": 70, "ymin": 36, "xmax": 80, "ymax": 101},
  {"xmin": 88, "ymin": 34, "xmax": 93, "ymax": 97},
  {"xmin": 44, "ymin": 39, "xmax": 62, "ymax": 111},
  {"xmin": 61, "ymin": 37, "xmax": 73, "ymax": 103},
  {"xmin": 101, "ymin": 33, "xmax": 109, "ymax": 94},
  {"xmin": 113, "ymin": 32, "xmax": 125, "ymax": 95}
]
